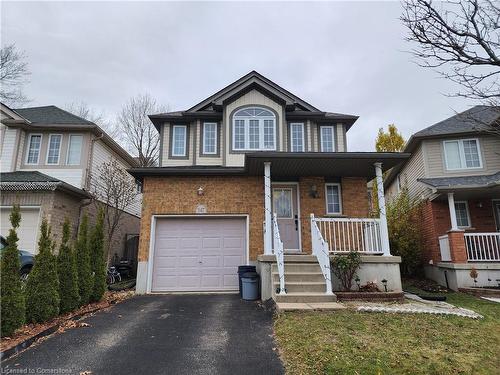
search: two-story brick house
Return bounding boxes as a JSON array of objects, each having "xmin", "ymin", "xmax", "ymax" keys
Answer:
[
  {"xmin": 0, "ymin": 103, "xmax": 140, "ymax": 262},
  {"xmin": 129, "ymin": 71, "xmax": 409, "ymax": 304},
  {"xmin": 385, "ymin": 106, "xmax": 500, "ymax": 290}
]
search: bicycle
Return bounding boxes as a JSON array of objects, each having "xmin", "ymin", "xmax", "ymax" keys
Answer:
[{"xmin": 106, "ymin": 266, "xmax": 122, "ymax": 285}]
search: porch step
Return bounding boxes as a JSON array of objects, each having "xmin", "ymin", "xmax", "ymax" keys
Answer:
[
  {"xmin": 274, "ymin": 292, "xmax": 337, "ymax": 303},
  {"xmin": 272, "ymin": 263, "xmax": 322, "ymax": 273},
  {"xmin": 276, "ymin": 302, "xmax": 346, "ymax": 312},
  {"xmin": 273, "ymin": 281, "xmax": 326, "ymax": 293},
  {"xmin": 272, "ymin": 271, "xmax": 325, "ymax": 283},
  {"xmin": 282, "ymin": 255, "xmax": 318, "ymax": 262}
]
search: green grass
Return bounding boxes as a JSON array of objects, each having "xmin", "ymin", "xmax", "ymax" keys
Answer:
[{"xmin": 274, "ymin": 292, "xmax": 500, "ymax": 374}]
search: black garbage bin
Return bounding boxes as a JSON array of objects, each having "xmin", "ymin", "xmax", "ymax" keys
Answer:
[
  {"xmin": 238, "ymin": 265, "xmax": 256, "ymax": 297},
  {"xmin": 241, "ymin": 272, "xmax": 260, "ymax": 301}
]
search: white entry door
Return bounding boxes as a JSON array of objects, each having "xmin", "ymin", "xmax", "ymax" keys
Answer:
[
  {"xmin": 151, "ymin": 217, "xmax": 246, "ymax": 292},
  {"xmin": 272, "ymin": 185, "xmax": 300, "ymax": 252}
]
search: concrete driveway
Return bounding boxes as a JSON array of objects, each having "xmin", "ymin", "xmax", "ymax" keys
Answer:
[{"xmin": 1, "ymin": 295, "xmax": 284, "ymax": 375}]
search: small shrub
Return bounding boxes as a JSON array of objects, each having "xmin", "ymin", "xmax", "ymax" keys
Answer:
[
  {"xmin": 75, "ymin": 214, "xmax": 92, "ymax": 305},
  {"xmin": 470, "ymin": 267, "xmax": 478, "ymax": 286},
  {"xmin": 331, "ymin": 252, "xmax": 361, "ymax": 291},
  {"xmin": 57, "ymin": 219, "xmax": 80, "ymax": 313},
  {"xmin": 25, "ymin": 218, "xmax": 60, "ymax": 323},
  {"xmin": 360, "ymin": 281, "xmax": 380, "ymax": 292},
  {"xmin": 90, "ymin": 209, "xmax": 106, "ymax": 302},
  {"xmin": 0, "ymin": 204, "xmax": 26, "ymax": 337}
]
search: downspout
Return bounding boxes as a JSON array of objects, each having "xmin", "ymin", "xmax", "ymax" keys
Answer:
[{"xmin": 85, "ymin": 130, "xmax": 104, "ymax": 190}]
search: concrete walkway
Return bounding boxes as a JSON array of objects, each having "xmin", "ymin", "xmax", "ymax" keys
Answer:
[{"xmin": 1, "ymin": 295, "xmax": 284, "ymax": 375}]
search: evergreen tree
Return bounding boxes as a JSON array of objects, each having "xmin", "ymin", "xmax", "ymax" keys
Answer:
[
  {"xmin": 25, "ymin": 218, "xmax": 60, "ymax": 323},
  {"xmin": 89, "ymin": 209, "xmax": 106, "ymax": 302},
  {"xmin": 75, "ymin": 214, "xmax": 92, "ymax": 305},
  {"xmin": 57, "ymin": 219, "xmax": 80, "ymax": 313},
  {"xmin": 0, "ymin": 204, "xmax": 25, "ymax": 337}
]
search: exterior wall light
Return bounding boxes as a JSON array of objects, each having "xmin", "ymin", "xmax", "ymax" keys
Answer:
[
  {"xmin": 309, "ymin": 185, "xmax": 319, "ymax": 198},
  {"xmin": 197, "ymin": 186, "xmax": 204, "ymax": 196}
]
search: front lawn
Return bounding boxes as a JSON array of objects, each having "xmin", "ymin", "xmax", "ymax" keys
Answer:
[{"xmin": 274, "ymin": 291, "xmax": 500, "ymax": 374}]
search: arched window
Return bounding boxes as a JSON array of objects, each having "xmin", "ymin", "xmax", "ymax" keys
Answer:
[{"xmin": 232, "ymin": 107, "xmax": 276, "ymax": 151}]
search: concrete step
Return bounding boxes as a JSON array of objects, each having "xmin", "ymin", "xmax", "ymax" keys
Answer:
[
  {"xmin": 272, "ymin": 272, "xmax": 325, "ymax": 283},
  {"xmin": 274, "ymin": 292, "xmax": 337, "ymax": 303},
  {"xmin": 272, "ymin": 263, "xmax": 322, "ymax": 273},
  {"xmin": 273, "ymin": 281, "xmax": 326, "ymax": 293},
  {"xmin": 276, "ymin": 302, "xmax": 346, "ymax": 312},
  {"xmin": 282, "ymin": 255, "xmax": 318, "ymax": 262}
]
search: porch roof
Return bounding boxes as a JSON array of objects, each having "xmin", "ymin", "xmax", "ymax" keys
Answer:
[
  {"xmin": 418, "ymin": 172, "xmax": 500, "ymax": 200},
  {"xmin": 128, "ymin": 152, "xmax": 410, "ymax": 180}
]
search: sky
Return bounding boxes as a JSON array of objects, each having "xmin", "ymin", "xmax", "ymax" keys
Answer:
[{"xmin": 1, "ymin": 1, "xmax": 475, "ymax": 151}]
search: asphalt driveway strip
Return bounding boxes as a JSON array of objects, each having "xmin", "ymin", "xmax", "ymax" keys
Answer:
[{"xmin": 1, "ymin": 294, "xmax": 284, "ymax": 375}]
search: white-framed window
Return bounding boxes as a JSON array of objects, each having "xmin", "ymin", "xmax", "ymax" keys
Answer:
[
  {"xmin": 202, "ymin": 122, "xmax": 217, "ymax": 155},
  {"xmin": 232, "ymin": 107, "xmax": 276, "ymax": 151},
  {"xmin": 443, "ymin": 139, "xmax": 482, "ymax": 170},
  {"xmin": 66, "ymin": 135, "xmax": 83, "ymax": 165},
  {"xmin": 46, "ymin": 134, "xmax": 62, "ymax": 165},
  {"xmin": 320, "ymin": 126, "xmax": 335, "ymax": 152},
  {"xmin": 290, "ymin": 123, "xmax": 305, "ymax": 152},
  {"xmin": 396, "ymin": 174, "xmax": 402, "ymax": 193},
  {"xmin": 172, "ymin": 125, "xmax": 187, "ymax": 157},
  {"xmin": 455, "ymin": 201, "xmax": 471, "ymax": 228},
  {"xmin": 25, "ymin": 134, "xmax": 42, "ymax": 165},
  {"xmin": 325, "ymin": 183, "xmax": 342, "ymax": 214}
]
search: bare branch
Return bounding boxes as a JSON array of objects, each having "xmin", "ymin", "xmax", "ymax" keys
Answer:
[{"xmin": 0, "ymin": 44, "xmax": 30, "ymax": 106}]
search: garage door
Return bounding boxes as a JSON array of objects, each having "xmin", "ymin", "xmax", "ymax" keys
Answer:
[
  {"xmin": 151, "ymin": 217, "xmax": 247, "ymax": 292},
  {"xmin": 0, "ymin": 207, "xmax": 40, "ymax": 254}
]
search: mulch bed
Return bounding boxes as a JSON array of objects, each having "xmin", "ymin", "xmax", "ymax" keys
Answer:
[
  {"xmin": 0, "ymin": 290, "xmax": 134, "ymax": 357},
  {"xmin": 335, "ymin": 291, "xmax": 405, "ymax": 302},
  {"xmin": 458, "ymin": 287, "xmax": 500, "ymax": 297}
]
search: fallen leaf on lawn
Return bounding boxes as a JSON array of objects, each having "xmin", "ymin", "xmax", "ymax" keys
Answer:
[
  {"xmin": 79, "ymin": 323, "xmax": 90, "ymax": 327},
  {"xmin": 80, "ymin": 371, "xmax": 92, "ymax": 375}
]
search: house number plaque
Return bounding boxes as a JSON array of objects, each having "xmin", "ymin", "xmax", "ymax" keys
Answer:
[{"xmin": 196, "ymin": 204, "xmax": 207, "ymax": 214}]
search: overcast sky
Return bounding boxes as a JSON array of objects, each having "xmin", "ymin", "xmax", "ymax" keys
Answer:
[{"xmin": 2, "ymin": 1, "xmax": 474, "ymax": 151}]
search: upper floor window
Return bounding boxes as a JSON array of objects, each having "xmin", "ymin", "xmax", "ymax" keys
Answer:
[
  {"xmin": 320, "ymin": 126, "xmax": 335, "ymax": 152},
  {"xmin": 172, "ymin": 125, "xmax": 187, "ymax": 157},
  {"xmin": 26, "ymin": 134, "xmax": 42, "ymax": 165},
  {"xmin": 325, "ymin": 183, "xmax": 342, "ymax": 214},
  {"xmin": 67, "ymin": 135, "xmax": 83, "ymax": 165},
  {"xmin": 46, "ymin": 134, "xmax": 62, "ymax": 164},
  {"xmin": 290, "ymin": 123, "xmax": 305, "ymax": 152},
  {"xmin": 232, "ymin": 107, "xmax": 276, "ymax": 151},
  {"xmin": 202, "ymin": 122, "xmax": 217, "ymax": 155},
  {"xmin": 443, "ymin": 139, "xmax": 482, "ymax": 170}
]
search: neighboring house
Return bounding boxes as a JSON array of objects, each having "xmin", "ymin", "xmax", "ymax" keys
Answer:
[
  {"xmin": 0, "ymin": 103, "xmax": 141, "ymax": 258},
  {"xmin": 129, "ymin": 71, "xmax": 409, "ymax": 303},
  {"xmin": 385, "ymin": 106, "xmax": 500, "ymax": 290}
]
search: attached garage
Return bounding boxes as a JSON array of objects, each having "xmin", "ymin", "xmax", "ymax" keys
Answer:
[
  {"xmin": 0, "ymin": 206, "xmax": 40, "ymax": 254},
  {"xmin": 150, "ymin": 216, "xmax": 248, "ymax": 292}
]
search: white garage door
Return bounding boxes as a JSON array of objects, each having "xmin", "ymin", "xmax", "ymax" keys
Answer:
[
  {"xmin": 151, "ymin": 217, "xmax": 247, "ymax": 292},
  {"xmin": 0, "ymin": 207, "xmax": 40, "ymax": 254}
]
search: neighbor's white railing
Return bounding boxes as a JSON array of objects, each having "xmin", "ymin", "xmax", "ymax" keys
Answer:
[
  {"xmin": 439, "ymin": 234, "xmax": 452, "ymax": 261},
  {"xmin": 312, "ymin": 216, "xmax": 383, "ymax": 254},
  {"xmin": 272, "ymin": 213, "xmax": 286, "ymax": 294},
  {"xmin": 310, "ymin": 214, "xmax": 333, "ymax": 294},
  {"xmin": 465, "ymin": 232, "xmax": 500, "ymax": 261}
]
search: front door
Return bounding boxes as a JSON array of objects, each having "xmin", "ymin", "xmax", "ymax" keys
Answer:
[{"xmin": 272, "ymin": 185, "xmax": 300, "ymax": 252}]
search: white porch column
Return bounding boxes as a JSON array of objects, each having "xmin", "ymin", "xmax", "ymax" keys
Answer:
[
  {"xmin": 447, "ymin": 192, "xmax": 459, "ymax": 231},
  {"xmin": 264, "ymin": 162, "xmax": 273, "ymax": 254},
  {"xmin": 374, "ymin": 162, "xmax": 391, "ymax": 256}
]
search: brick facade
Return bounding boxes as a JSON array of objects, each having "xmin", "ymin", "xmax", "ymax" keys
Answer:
[{"xmin": 138, "ymin": 175, "xmax": 369, "ymax": 261}]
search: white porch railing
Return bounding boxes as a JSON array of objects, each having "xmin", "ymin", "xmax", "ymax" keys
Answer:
[
  {"xmin": 312, "ymin": 216, "xmax": 384, "ymax": 254},
  {"xmin": 439, "ymin": 234, "xmax": 452, "ymax": 261},
  {"xmin": 272, "ymin": 213, "xmax": 286, "ymax": 294},
  {"xmin": 465, "ymin": 232, "xmax": 500, "ymax": 261},
  {"xmin": 310, "ymin": 214, "xmax": 333, "ymax": 294}
]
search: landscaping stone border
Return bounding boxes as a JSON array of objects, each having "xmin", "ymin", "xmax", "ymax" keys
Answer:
[
  {"xmin": 335, "ymin": 291, "xmax": 404, "ymax": 302},
  {"xmin": 459, "ymin": 287, "xmax": 500, "ymax": 297}
]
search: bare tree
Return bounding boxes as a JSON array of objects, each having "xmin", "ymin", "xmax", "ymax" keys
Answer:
[
  {"xmin": 117, "ymin": 94, "xmax": 168, "ymax": 167},
  {"xmin": 64, "ymin": 101, "xmax": 121, "ymax": 139},
  {"xmin": 91, "ymin": 158, "xmax": 138, "ymax": 265},
  {"xmin": 401, "ymin": 0, "xmax": 500, "ymax": 103},
  {"xmin": 0, "ymin": 44, "xmax": 30, "ymax": 105}
]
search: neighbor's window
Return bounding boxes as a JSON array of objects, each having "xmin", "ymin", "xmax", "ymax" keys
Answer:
[
  {"xmin": 26, "ymin": 134, "xmax": 42, "ymax": 164},
  {"xmin": 202, "ymin": 122, "xmax": 217, "ymax": 154},
  {"xmin": 67, "ymin": 135, "xmax": 83, "ymax": 165},
  {"xmin": 320, "ymin": 126, "xmax": 335, "ymax": 152},
  {"xmin": 232, "ymin": 107, "xmax": 276, "ymax": 151},
  {"xmin": 290, "ymin": 123, "xmax": 305, "ymax": 152},
  {"xmin": 443, "ymin": 139, "xmax": 482, "ymax": 170},
  {"xmin": 46, "ymin": 134, "xmax": 62, "ymax": 164},
  {"xmin": 455, "ymin": 201, "xmax": 471, "ymax": 228},
  {"xmin": 172, "ymin": 125, "xmax": 187, "ymax": 157},
  {"xmin": 325, "ymin": 183, "xmax": 342, "ymax": 214}
]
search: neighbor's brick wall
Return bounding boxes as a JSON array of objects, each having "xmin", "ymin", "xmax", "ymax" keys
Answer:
[{"xmin": 138, "ymin": 176, "xmax": 265, "ymax": 262}]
